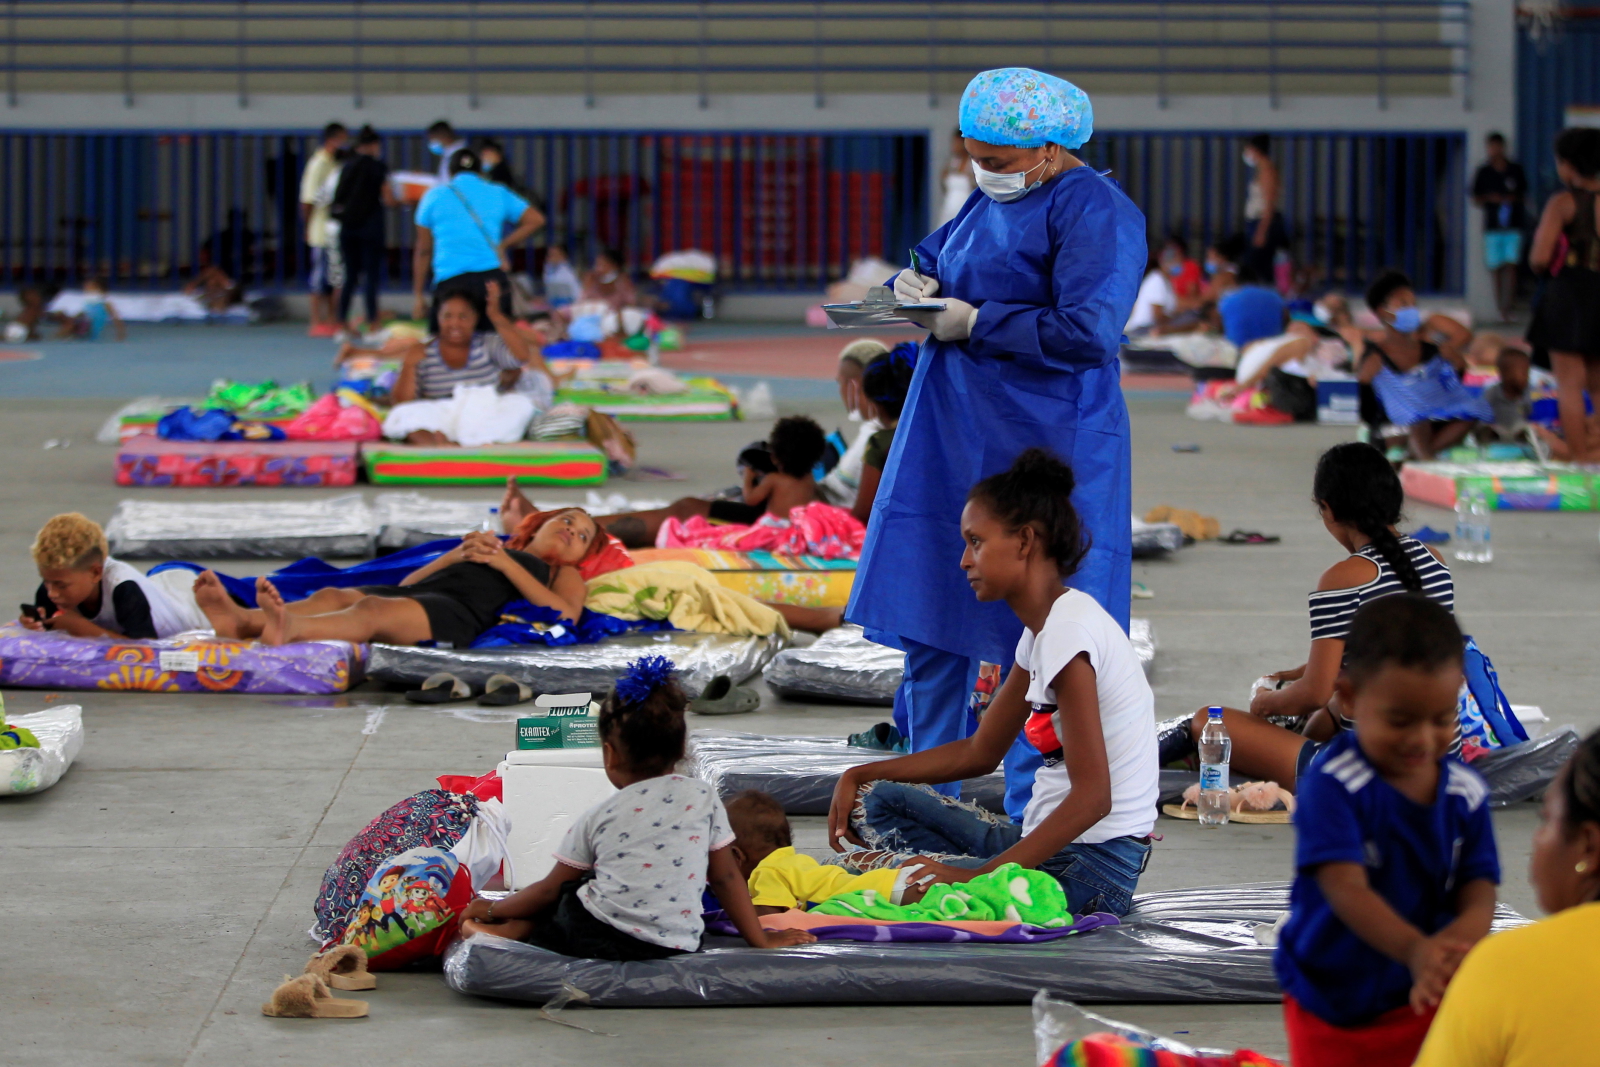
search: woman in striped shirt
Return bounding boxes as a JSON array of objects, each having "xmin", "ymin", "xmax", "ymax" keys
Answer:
[
  {"xmin": 1178, "ymin": 442, "xmax": 1454, "ymax": 790},
  {"xmin": 385, "ymin": 279, "xmax": 553, "ymax": 445}
]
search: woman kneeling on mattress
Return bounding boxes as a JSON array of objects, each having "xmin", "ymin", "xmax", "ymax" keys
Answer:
[
  {"xmin": 827, "ymin": 450, "xmax": 1158, "ymax": 917},
  {"xmin": 191, "ymin": 509, "xmax": 600, "ymax": 648}
]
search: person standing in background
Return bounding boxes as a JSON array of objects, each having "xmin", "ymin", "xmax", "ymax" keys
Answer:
[
  {"xmin": 1472, "ymin": 133, "xmax": 1529, "ymax": 324},
  {"xmin": 426, "ymin": 120, "xmax": 468, "ymax": 184},
  {"xmin": 332, "ymin": 125, "xmax": 396, "ymax": 333},
  {"xmin": 299, "ymin": 122, "xmax": 348, "ymax": 337},
  {"xmin": 477, "ymin": 138, "xmax": 521, "ymax": 195},
  {"xmin": 1241, "ymin": 133, "xmax": 1287, "ymax": 287},
  {"xmin": 935, "ymin": 128, "xmax": 975, "ymax": 228},
  {"xmin": 412, "ymin": 147, "xmax": 545, "ymax": 322}
]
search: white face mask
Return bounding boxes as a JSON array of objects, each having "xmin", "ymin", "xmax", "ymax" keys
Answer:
[
  {"xmin": 973, "ymin": 153, "xmax": 1054, "ymax": 203},
  {"xmin": 598, "ymin": 271, "xmax": 619, "ymax": 284},
  {"xmin": 1242, "ymin": 151, "xmax": 1257, "ymax": 168},
  {"xmin": 1312, "ymin": 303, "xmax": 1332, "ymax": 324}
]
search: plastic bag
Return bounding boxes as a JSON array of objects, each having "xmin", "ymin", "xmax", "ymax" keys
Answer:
[
  {"xmin": 1033, "ymin": 991, "xmax": 1285, "ymax": 1066},
  {"xmin": 0, "ymin": 704, "xmax": 84, "ymax": 795}
]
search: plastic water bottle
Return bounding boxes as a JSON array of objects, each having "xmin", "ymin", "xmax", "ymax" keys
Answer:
[
  {"xmin": 1197, "ymin": 707, "xmax": 1232, "ymax": 827},
  {"xmin": 481, "ymin": 505, "xmax": 500, "ymax": 534},
  {"xmin": 1453, "ymin": 490, "xmax": 1493, "ymax": 564}
]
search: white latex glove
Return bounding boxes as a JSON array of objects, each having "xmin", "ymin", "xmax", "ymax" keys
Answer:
[
  {"xmin": 901, "ymin": 298, "xmax": 977, "ymax": 341},
  {"xmin": 892, "ymin": 270, "xmax": 940, "ymax": 302}
]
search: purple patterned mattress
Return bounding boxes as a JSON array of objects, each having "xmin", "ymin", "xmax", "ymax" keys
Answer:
[{"xmin": 0, "ymin": 624, "xmax": 363, "ymax": 694}]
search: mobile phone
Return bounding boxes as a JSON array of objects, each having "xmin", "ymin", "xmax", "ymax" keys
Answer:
[{"xmin": 19, "ymin": 603, "xmax": 41, "ymax": 621}]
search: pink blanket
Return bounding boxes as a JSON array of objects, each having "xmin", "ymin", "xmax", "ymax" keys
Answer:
[{"xmin": 657, "ymin": 501, "xmax": 865, "ymax": 560}]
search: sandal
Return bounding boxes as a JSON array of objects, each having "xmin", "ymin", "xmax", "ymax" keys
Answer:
[
  {"xmin": 687, "ymin": 674, "xmax": 760, "ymax": 715},
  {"xmin": 478, "ymin": 674, "xmax": 533, "ymax": 708},
  {"xmin": 1220, "ymin": 530, "xmax": 1281, "ymax": 545},
  {"xmin": 1162, "ymin": 780, "xmax": 1297, "ymax": 824},
  {"xmin": 303, "ymin": 945, "xmax": 376, "ymax": 991},
  {"xmin": 405, "ymin": 672, "xmax": 473, "ymax": 704},
  {"xmin": 261, "ymin": 974, "xmax": 369, "ymax": 1018}
]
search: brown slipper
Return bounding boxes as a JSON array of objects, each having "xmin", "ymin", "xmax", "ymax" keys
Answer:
[
  {"xmin": 261, "ymin": 974, "xmax": 369, "ymax": 1018},
  {"xmin": 304, "ymin": 945, "xmax": 377, "ymax": 991}
]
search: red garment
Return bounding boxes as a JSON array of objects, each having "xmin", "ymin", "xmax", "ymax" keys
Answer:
[
  {"xmin": 284, "ymin": 394, "xmax": 383, "ymax": 441},
  {"xmin": 1282, "ymin": 993, "xmax": 1436, "ymax": 1067},
  {"xmin": 1172, "ymin": 259, "xmax": 1204, "ymax": 299}
]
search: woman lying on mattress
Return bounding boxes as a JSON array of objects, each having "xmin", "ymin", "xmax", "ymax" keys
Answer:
[{"xmin": 192, "ymin": 509, "xmax": 601, "ymax": 648}]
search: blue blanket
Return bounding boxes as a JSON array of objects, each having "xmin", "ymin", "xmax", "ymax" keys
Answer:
[{"xmin": 151, "ymin": 540, "xmax": 672, "ymax": 649}]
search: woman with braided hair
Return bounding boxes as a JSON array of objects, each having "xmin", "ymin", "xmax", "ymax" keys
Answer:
[
  {"xmin": 1414, "ymin": 726, "xmax": 1600, "ymax": 1065},
  {"xmin": 1170, "ymin": 442, "xmax": 1455, "ymax": 790}
]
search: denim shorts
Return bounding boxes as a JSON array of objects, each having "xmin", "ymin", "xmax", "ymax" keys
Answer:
[{"xmin": 845, "ymin": 780, "xmax": 1152, "ymax": 917}]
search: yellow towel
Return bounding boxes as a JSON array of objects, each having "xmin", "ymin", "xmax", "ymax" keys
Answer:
[{"xmin": 585, "ymin": 561, "xmax": 791, "ymax": 638}]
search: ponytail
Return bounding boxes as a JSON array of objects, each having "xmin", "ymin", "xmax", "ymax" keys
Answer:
[{"xmin": 1312, "ymin": 442, "xmax": 1422, "ymax": 591}]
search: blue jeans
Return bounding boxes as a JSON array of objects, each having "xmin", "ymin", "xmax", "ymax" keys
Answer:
[{"xmin": 846, "ymin": 780, "xmax": 1152, "ymax": 917}]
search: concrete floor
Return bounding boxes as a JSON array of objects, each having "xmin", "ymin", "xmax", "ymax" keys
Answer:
[{"xmin": 2, "ymin": 357, "xmax": 1597, "ymax": 1065}]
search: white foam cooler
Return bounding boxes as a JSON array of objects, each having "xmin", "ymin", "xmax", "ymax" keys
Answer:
[{"xmin": 498, "ymin": 747, "xmax": 614, "ymax": 890}]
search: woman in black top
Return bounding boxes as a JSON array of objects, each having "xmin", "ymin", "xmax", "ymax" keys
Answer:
[
  {"xmin": 1529, "ymin": 127, "xmax": 1600, "ymax": 462},
  {"xmin": 193, "ymin": 510, "xmax": 597, "ymax": 648}
]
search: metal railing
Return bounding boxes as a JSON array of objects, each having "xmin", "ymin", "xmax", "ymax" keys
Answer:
[
  {"xmin": 0, "ymin": 129, "xmax": 929, "ymax": 293},
  {"xmin": 0, "ymin": 126, "xmax": 1465, "ymax": 297},
  {"xmin": 1090, "ymin": 130, "xmax": 1467, "ymax": 295},
  {"xmin": 2, "ymin": 0, "xmax": 1471, "ymax": 106}
]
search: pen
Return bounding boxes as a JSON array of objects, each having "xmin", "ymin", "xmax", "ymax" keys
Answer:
[{"xmin": 910, "ymin": 248, "xmax": 922, "ymax": 277}]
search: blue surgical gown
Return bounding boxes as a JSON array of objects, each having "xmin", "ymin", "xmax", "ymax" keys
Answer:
[{"xmin": 848, "ymin": 165, "xmax": 1146, "ymax": 671}]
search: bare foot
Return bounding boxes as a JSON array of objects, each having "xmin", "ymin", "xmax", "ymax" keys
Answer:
[
  {"xmin": 193, "ymin": 571, "xmax": 251, "ymax": 638},
  {"xmin": 256, "ymin": 578, "xmax": 295, "ymax": 647},
  {"xmin": 501, "ymin": 476, "xmax": 534, "ymax": 531}
]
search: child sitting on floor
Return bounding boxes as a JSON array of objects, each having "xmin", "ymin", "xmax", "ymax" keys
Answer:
[
  {"xmin": 597, "ymin": 415, "xmax": 828, "ymax": 548},
  {"xmin": 21, "ymin": 513, "xmax": 207, "ymax": 639},
  {"xmin": 1276, "ymin": 595, "xmax": 1498, "ymax": 1067},
  {"xmin": 59, "ymin": 277, "xmax": 126, "ymax": 341},
  {"xmin": 459, "ymin": 658, "xmax": 815, "ymax": 958}
]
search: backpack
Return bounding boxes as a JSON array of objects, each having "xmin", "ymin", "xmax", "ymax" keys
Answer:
[{"xmin": 1457, "ymin": 637, "xmax": 1528, "ymax": 756}]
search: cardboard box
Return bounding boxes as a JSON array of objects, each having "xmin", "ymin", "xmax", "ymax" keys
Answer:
[{"xmin": 516, "ymin": 692, "xmax": 601, "ymax": 750}]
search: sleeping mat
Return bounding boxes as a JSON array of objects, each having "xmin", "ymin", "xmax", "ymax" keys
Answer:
[
  {"xmin": 116, "ymin": 435, "xmax": 358, "ymax": 487},
  {"xmin": 442, "ymin": 882, "xmax": 1527, "ymax": 1007},
  {"xmin": 361, "ymin": 441, "xmax": 607, "ymax": 486},
  {"xmin": 0, "ymin": 624, "xmax": 360, "ymax": 694},
  {"xmin": 367, "ymin": 631, "xmax": 786, "ymax": 699}
]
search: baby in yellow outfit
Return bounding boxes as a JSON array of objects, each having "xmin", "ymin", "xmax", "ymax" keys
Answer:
[{"xmin": 725, "ymin": 790, "xmax": 903, "ymax": 914}]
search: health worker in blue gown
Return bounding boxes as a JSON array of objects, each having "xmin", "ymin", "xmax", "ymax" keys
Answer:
[{"xmin": 845, "ymin": 68, "xmax": 1146, "ymax": 821}]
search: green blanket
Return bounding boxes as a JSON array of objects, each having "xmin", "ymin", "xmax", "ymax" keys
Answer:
[{"xmin": 810, "ymin": 862, "xmax": 1073, "ymax": 927}]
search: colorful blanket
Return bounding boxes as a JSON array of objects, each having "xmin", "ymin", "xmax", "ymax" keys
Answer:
[
  {"xmin": 704, "ymin": 906, "xmax": 1119, "ymax": 945},
  {"xmin": 658, "ymin": 502, "xmax": 865, "ymax": 560},
  {"xmin": 631, "ymin": 547, "xmax": 855, "ymax": 608}
]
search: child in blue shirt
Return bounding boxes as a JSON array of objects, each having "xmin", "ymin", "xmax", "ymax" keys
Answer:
[{"xmin": 1275, "ymin": 594, "xmax": 1499, "ymax": 1067}]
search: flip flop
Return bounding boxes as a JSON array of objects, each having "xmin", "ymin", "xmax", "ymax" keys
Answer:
[
  {"xmin": 405, "ymin": 672, "xmax": 473, "ymax": 704},
  {"xmin": 1411, "ymin": 525, "xmax": 1452, "ymax": 544},
  {"xmin": 303, "ymin": 946, "xmax": 376, "ymax": 991},
  {"xmin": 1220, "ymin": 530, "xmax": 1281, "ymax": 545},
  {"xmin": 687, "ymin": 674, "xmax": 760, "ymax": 715},
  {"xmin": 478, "ymin": 674, "xmax": 533, "ymax": 707}
]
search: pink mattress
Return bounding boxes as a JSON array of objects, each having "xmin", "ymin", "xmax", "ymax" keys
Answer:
[{"xmin": 116, "ymin": 434, "xmax": 359, "ymax": 487}]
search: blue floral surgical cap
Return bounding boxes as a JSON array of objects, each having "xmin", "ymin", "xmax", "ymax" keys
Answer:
[{"xmin": 959, "ymin": 67, "xmax": 1094, "ymax": 150}]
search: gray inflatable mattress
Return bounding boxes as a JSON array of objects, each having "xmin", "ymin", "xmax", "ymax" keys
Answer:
[
  {"xmin": 690, "ymin": 731, "xmax": 1006, "ymax": 814},
  {"xmin": 765, "ymin": 620, "xmax": 1155, "ymax": 706},
  {"xmin": 366, "ymin": 631, "xmax": 786, "ymax": 699},
  {"xmin": 104, "ymin": 495, "xmax": 375, "ymax": 559},
  {"xmin": 441, "ymin": 881, "xmax": 1525, "ymax": 1007}
]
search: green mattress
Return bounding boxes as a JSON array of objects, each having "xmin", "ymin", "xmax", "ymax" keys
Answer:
[
  {"xmin": 361, "ymin": 441, "xmax": 608, "ymax": 486},
  {"xmin": 554, "ymin": 386, "xmax": 735, "ymax": 421}
]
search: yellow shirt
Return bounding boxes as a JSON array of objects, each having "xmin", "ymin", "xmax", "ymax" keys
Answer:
[
  {"xmin": 747, "ymin": 846, "xmax": 898, "ymax": 910},
  {"xmin": 1413, "ymin": 900, "xmax": 1600, "ymax": 1067},
  {"xmin": 299, "ymin": 148, "xmax": 341, "ymax": 248}
]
